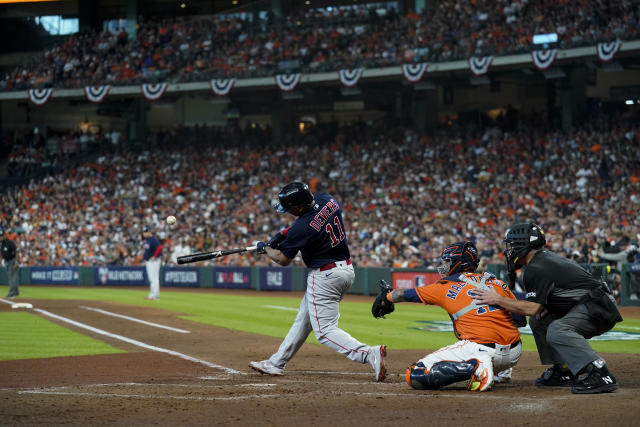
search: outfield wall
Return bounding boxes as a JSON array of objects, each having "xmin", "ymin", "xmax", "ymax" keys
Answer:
[{"xmin": 1, "ymin": 263, "xmax": 638, "ymax": 306}]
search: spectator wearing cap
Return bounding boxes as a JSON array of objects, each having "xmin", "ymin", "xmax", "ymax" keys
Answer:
[
  {"xmin": 1, "ymin": 226, "xmax": 19, "ymax": 299},
  {"xmin": 142, "ymin": 225, "xmax": 162, "ymax": 300}
]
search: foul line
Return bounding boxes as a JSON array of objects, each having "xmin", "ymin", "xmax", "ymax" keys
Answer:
[
  {"xmin": 18, "ymin": 390, "xmax": 279, "ymax": 401},
  {"xmin": 80, "ymin": 306, "xmax": 190, "ymax": 334},
  {"xmin": 32, "ymin": 308, "xmax": 243, "ymax": 375}
]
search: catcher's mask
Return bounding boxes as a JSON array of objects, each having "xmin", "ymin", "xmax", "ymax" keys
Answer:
[
  {"xmin": 503, "ymin": 222, "xmax": 546, "ymax": 273},
  {"xmin": 437, "ymin": 241, "xmax": 479, "ymax": 278},
  {"xmin": 274, "ymin": 182, "xmax": 314, "ymax": 214}
]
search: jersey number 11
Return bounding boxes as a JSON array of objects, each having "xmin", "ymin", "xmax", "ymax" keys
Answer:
[{"xmin": 325, "ymin": 217, "xmax": 345, "ymax": 247}]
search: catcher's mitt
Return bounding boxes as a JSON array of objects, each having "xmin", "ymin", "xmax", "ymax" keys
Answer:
[{"xmin": 371, "ymin": 280, "xmax": 395, "ymax": 319}]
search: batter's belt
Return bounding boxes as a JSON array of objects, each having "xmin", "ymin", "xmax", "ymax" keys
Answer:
[
  {"xmin": 319, "ymin": 259, "xmax": 352, "ymax": 271},
  {"xmin": 478, "ymin": 340, "xmax": 521, "ymax": 349}
]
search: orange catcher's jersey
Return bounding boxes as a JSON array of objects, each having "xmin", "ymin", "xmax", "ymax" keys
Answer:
[{"xmin": 411, "ymin": 272, "xmax": 520, "ymax": 345}]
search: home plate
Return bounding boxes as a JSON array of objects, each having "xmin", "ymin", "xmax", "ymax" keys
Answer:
[{"xmin": 12, "ymin": 303, "xmax": 33, "ymax": 309}]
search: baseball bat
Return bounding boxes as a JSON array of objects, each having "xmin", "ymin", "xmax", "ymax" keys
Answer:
[{"xmin": 177, "ymin": 246, "xmax": 258, "ymax": 264}]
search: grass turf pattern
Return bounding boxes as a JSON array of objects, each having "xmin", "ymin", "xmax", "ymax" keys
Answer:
[
  {"xmin": 3, "ymin": 286, "xmax": 640, "ymax": 359},
  {"xmin": 0, "ymin": 311, "xmax": 124, "ymax": 361}
]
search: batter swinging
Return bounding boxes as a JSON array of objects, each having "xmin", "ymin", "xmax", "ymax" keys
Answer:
[{"xmin": 249, "ymin": 182, "xmax": 387, "ymax": 381}]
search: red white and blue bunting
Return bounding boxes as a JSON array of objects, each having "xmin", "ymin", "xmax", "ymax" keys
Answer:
[
  {"xmin": 27, "ymin": 88, "xmax": 53, "ymax": 106},
  {"xmin": 274, "ymin": 74, "xmax": 302, "ymax": 92},
  {"xmin": 401, "ymin": 63, "xmax": 429, "ymax": 82},
  {"xmin": 338, "ymin": 68, "xmax": 364, "ymax": 87},
  {"xmin": 210, "ymin": 79, "xmax": 236, "ymax": 96},
  {"xmin": 596, "ymin": 41, "xmax": 622, "ymax": 62},
  {"xmin": 84, "ymin": 85, "xmax": 110, "ymax": 103},
  {"xmin": 531, "ymin": 49, "xmax": 558, "ymax": 70},
  {"xmin": 141, "ymin": 83, "xmax": 168, "ymax": 101},
  {"xmin": 468, "ymin": 56, "xmax": 493, "ymax": 76}
]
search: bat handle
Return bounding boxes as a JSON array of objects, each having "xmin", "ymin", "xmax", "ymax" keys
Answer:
[{"xmin": 246, "ymin": 246, "xmax": 257, "ymax": 252}]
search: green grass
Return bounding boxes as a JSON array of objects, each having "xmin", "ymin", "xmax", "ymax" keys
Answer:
[
  {"xmin": 0, "ymin": 311, "xmax": 124, "ymax": 361},
  {"xmin": 4, "ymin": 286, "xmax": 640, "ymax": 359}
]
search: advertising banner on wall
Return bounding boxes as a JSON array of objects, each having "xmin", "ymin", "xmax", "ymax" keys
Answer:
[
  {"xmin": 162, "ymin": 267, "xmax": 200, "ymax": 288},
  {"xmin": 391, "ymin": 271, "xmax": 440, "ymax": 290},
  {"xmin": 95, "ymin": 266, "xmax": 147, "ymax": 286},
  {"xmin": 31, "ymin": 267, "xmax": 79, "ymax": 285},
  {"xmin": 259, "ymin": 267, "xmax": 292, "ymax": 291},
  {"xmin": 213, "ymin": 266, "xmax": 251, "ymax": 289}
]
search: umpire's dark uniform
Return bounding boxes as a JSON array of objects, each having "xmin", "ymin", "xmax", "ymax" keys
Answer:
[
  {"xmin": 1, "ymin": 229, "xmax": 19, "ymax": 298},
  {"xmin": 525, "ymin": 251, "xmax": 621, "ymax": 380}
]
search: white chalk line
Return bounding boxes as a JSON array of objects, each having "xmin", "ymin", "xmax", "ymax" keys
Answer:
[
  {"xmin": 18, "ymin": 390, "xmax": 281, "ymax": 401},
  {"xmin": 0, "ymin": 297, "xmax": 18, "ymax": 305},
  {"xmin": 80, "ymin": 306, "xmax": 190, "ymax": 334},
  {"xmin": 32, "ymin": 308, "xmax": 243, "ymax": 375},
  {"xmin": 263, "ymin": 305, "xmax": 298, "ymax": 312}
]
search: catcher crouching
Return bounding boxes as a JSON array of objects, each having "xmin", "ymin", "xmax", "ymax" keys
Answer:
[{"xmin": 372, "ymin": 241, "xmax": 524, "ymax": 391}]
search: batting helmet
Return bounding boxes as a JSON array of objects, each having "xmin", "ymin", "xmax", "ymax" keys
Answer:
[
  {"xmin": 503, "ymin": 222, "xmax": 546, "ymax": 272},
  {"xmin": 274, "ymin": 182, "xmax": 314, "ymax": 214},
  {"xmin": 437, "ymin": 241, "xmax": 480, "ymax": 278}
]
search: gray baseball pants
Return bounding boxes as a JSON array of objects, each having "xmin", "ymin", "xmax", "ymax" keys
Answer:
[{"xmin": 529, "ymin": 303, "xmax": 612, "ymax": 375}]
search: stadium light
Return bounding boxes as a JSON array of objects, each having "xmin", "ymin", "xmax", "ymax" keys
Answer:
[{"xmin": 625, "ymin": 100, "xmax": 635, "ymax": 105}]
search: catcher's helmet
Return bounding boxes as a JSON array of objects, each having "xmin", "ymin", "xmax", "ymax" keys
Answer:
[
  {"xmin": 437, "ymin": 241, "xmax": 480, "ymax": 278},
  {"xmin": 503, "ymin": 222, "xmax": 546, "ymax": 272},
  {"xmin": 274, "ymin": 182, "xmax": 314, "ymax": 214}
]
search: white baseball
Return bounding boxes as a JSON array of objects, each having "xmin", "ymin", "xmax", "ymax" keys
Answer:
[{"xmin": 166, "ymin": 215, "xmax": 177, "ymax": 225}]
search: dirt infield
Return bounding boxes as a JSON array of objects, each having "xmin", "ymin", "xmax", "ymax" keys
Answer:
[{"xmin": 1, "ymin": 294, "xmax": 639, "ymax": 426}]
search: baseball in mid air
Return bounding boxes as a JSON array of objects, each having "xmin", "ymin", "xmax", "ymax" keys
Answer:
[{"xmin": 166, "ymin": 215, "xmax": 177, "ymax": 225}]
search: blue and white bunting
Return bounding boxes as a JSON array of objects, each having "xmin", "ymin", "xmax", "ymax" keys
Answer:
[
  {"xmin": 401, "ymin": 63, "xmax": 429, "ymax": 82},
  {"xmin": 597, "ymin": 41, "xmax": 622, "ymax": 62},
  {"xmin": 338, "ymin": 68, "xmax": 364, "ymax": 88},
  {"xmin": 141, "ymin": 83, "xmax": 168, "ymax": 101},
  {"xmin": 274, "ymin": 74, "xmax": 302, "ymax": 92},
  {"xmin": 210, "ymin": 79, "xmax": 236, "ymax": 96},
  {"xmin": 531, "ymin": 49, "xmax": 558, "ymax": 70},
  {"xmin": 468, "ymin": 56, "xmax": 493, "ymax": 76},
  {"xmin": 27, "ymin": 88, "xmax": 53, "ymax": 106},
  {"xmin": 84, "ymin": 85, "xmax": 110, "ymax": 103}
]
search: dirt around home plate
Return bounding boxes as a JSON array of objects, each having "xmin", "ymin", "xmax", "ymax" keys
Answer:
[{"xmin": 1, "ymin": 290, "xmax": 639, "ymax": 426}]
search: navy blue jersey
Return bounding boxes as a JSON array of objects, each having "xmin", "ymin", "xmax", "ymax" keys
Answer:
[
  {"xmin": 277, "ymin": 193, "xmax": 350, "ymax": 268},
  {"xmin": 144, "ymin": 236, "xmax": 162, "ymax": 261}
]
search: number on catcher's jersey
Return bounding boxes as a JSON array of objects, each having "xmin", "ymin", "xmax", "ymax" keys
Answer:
[{"xmin": 325, "ymin": 216, "xmax": 345, "ymax": 247}]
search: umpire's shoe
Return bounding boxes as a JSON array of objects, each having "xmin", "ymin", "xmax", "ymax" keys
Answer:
[
  {"xmin": 535, "ymin": 365, "xmax": 576, "ymax": 387},
  {"xmin": 571, "ymin": 361, "xmax": 618, "ymax": 394}
]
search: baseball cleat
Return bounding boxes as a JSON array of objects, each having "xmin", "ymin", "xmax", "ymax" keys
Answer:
[
  {"xmin": 468, "ymin": 359, "xmax": 494, "ymax": 392},
  {"xmin": 494, "ymin": 367, "xmax": 512, "ymax": 384},
  {"xmin": 571, "ymin": 364, "xmax": 617, "ymax": 394},
  {"xmin": 249, "ymin": 360, "xmax": 284, "ymax": 376},
  {"xmin": 535, "ymin": 365, "xmax": 575, "ymax": 387},
  {"xmin": 368, "ymin": 345, "xmax": 387, "ymax": 382}
]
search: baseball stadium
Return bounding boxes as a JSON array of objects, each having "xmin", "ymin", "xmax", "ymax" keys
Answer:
[{"xmin": 1, "ymin": 0, "xmax": 640, "ymax": 425}]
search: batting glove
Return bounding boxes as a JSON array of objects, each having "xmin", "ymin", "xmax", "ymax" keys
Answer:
[{"xmin": 256, "ymin": 241, "xmax": 268, "ymax": 254}]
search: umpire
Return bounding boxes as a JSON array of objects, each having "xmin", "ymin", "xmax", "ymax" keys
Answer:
[
  {"xmin": 1, "ymin": 227, "xmax": 19, "ymax": 299},
  {"xmin": 472, "ymin": 223, "xmax": 622, "ymax": 394}
]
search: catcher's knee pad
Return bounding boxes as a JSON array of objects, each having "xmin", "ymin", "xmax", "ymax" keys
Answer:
[{"xmin": 405, "ymin": 360, "xmax": 479, "ymax": 390}]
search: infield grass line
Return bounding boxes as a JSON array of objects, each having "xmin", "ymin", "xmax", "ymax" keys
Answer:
[
  {"xmin": 32, "ymin": 308, "xmax": 244, "ymax": 375},
  {"xmin": 79, "ymin": 306, "xmax": 190, "ymax": 333}
]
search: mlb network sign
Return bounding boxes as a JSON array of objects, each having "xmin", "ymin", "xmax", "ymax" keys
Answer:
[{"xmin": 95, "ymin": 266, "xmax": 147, "ymax": 286}]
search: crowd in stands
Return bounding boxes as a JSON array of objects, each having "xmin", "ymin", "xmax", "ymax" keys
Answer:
[
  {"xmin": 1, "ymin": 111, "xmax": 639, "ymax": 286},
  {"xmin": 2, "ymin": 0, "xmax": 639, "ymax": 90}
]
